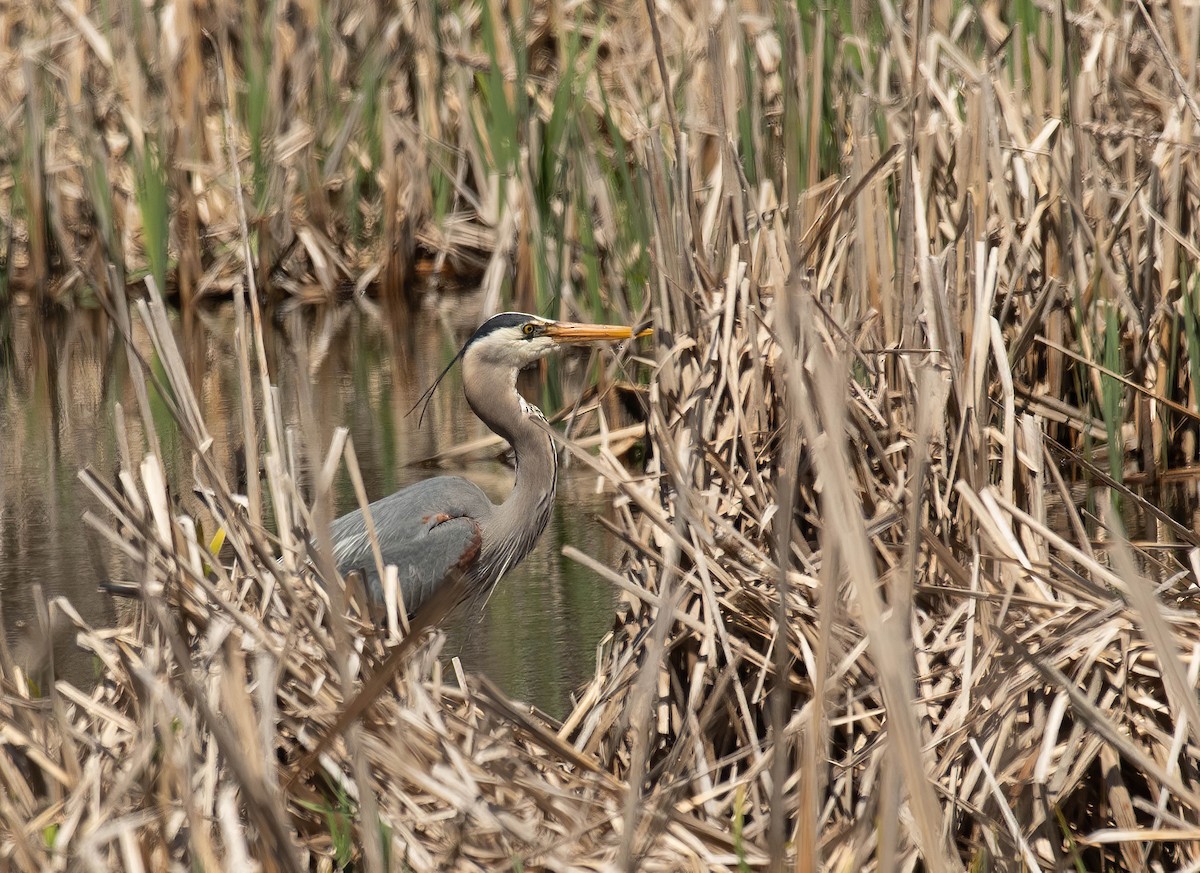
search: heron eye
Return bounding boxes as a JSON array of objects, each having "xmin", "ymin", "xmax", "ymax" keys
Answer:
[{"xmin": 523, "ymin": 323, "xmax": 536, "ymax": 336}]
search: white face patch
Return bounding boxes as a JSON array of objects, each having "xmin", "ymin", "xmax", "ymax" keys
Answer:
[{"xmin": 466, "ymin": 323, "xmax": 556, "ymax": 371}]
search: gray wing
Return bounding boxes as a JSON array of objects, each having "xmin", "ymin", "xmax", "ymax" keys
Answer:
[{"xmin": 329, "ymin": 476, "xmax": 493, "ymax": 615}]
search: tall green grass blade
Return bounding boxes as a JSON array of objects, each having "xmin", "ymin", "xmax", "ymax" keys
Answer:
[
  {"xmin": 135, "ymin": 140, "xmax": 170, "ymax": 294},
  {"xmin": 595, "ymin": 80, "xmax": 650, "ymax": 309},
  {"xmin": 738, "ymin": 41, "xmax": 759, "ymax": 190},
  {"xmin": 242, "ymin": 0, "xmax": 278, "ymax": 211},
  {"xmin": 1182, "ymin": 270, "xmax": 1200, "ymax": 445},
  {"xmin": 476, "ymin": 0, "xmax": 519, "ymax": 181},
  {"xmin": 0, "ymin": 199, "xmax": 10, "ymax": 303},
  {"xmin": 1100, "ymin": 300, "xmax": 1124, "ymax": 489}
]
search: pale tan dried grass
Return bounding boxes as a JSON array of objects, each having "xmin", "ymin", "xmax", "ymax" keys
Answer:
[{"xmin": 4, "ymin": 1, "xmax": 1200, "ymax": 871}]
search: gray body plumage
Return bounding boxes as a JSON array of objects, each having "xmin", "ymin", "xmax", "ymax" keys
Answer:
[
  {"xmin": 329, "ymin": 312, "xmax": 564, "ymax": 617},
  {"xmin": 330, "ymin": 477, "xmax": 491, "ymax": 613}
]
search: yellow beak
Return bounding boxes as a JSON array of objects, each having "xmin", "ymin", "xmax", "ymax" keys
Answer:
[{"xmin": 544, "ymin": 321, "xmax": 653, "ymax": 344}]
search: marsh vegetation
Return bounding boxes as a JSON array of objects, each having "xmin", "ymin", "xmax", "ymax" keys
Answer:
[{"xmin": 3, "ymin": 0, "xmax": 1200, "ymax": 870}]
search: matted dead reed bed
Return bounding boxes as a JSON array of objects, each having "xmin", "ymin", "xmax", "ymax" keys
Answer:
[{"xmin": 5, "ymin": 0, "xmax": 1200, "ymax": 870}]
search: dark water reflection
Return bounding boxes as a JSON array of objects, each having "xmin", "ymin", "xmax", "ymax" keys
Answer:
[{"xmin": 0, "ymin": 297, "xmax": 618, "ymax": 717}]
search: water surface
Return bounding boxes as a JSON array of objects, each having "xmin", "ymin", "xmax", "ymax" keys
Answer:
[{"xmin": 0, "ymin": 296, "xmax": 620, "ymax": 717}]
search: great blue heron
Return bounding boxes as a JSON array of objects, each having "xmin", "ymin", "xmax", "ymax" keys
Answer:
[{"xmin": 328, "ymin": 311, "xmax": 647, "ymax": 618}]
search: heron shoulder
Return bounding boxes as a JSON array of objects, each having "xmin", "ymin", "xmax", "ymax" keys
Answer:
[
  {"xmin": 344, "ymin": 476, "xmax": 494, "ymax": 533},
  {"xmin": 329, "ymin": 475, "xmax": 488, "ymax": 554},
  {"xmin": 329, "ymin": 476, "xmax": 493, "ymax": 613}
]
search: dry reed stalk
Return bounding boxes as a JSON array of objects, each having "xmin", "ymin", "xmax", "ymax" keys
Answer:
[{"xmin": 5, "ymin": 1, "xmax": 1200, "ymax": 871}]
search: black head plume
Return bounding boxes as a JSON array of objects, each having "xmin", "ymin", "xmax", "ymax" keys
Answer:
[
  {"xmin": 409, "ymin": 342, "xmax": 467, "ymax": 427},
  {"xmin": 407, "ymin": 313, "xmax": 539, "ymax": 425}
]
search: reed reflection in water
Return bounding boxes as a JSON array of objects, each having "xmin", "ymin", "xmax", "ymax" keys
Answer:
[{"xmin": 0, "ymin": 298, "xmax": 618, "ymax": 717}]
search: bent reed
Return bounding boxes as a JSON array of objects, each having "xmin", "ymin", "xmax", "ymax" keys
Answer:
[{"xmin": 4, "ymin": 0, "xmax": 1200, "ymax": 870}]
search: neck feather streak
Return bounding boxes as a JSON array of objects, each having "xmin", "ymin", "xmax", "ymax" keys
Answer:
[{"xmin": 462, "ymin": 361, "xmax": 558, "ymax": 586}]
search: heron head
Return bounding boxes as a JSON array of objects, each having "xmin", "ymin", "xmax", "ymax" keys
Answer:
[
  {"xmin": 464, "ymin": 312, "xmax": 648, "ymax": 369},
  {"xmin": 411, "ymin": 312, "xmax": 650, "ymax": 421}
]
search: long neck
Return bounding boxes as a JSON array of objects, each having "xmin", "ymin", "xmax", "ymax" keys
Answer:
[{"xmin": 462, "ymin": 354, "xmax": 558, "ymax": 569}]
